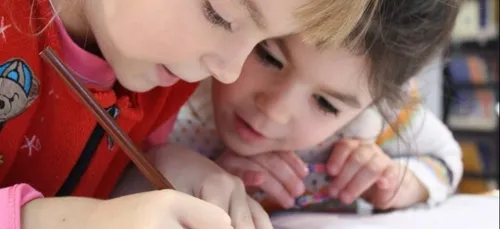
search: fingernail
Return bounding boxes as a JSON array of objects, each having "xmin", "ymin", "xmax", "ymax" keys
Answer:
[
  {"xmin": 329, "ymin": 165, "xmax": 339, "ymax": 175},
  {"xmin": 340, "ymin": 192, "xmax": 352, "ymax": 204},
  {"xmin": 387, "ymin": 171, "xmax": 398, "ymax": 180},
  {"xmin": 285, "ymin": 198, "xmax": 296, "ymax": 209},
  {"xmin": 300, "ymin": 165, "xmax": 309, "ymax": 177},
  {"xmin": 329, "ymin": 188, "xmax": 339, "ymax": 197},
  {"xmin": 378, "ymin": 178, "xmax": 388, "ymax": 188},
  {"xmin": 295, "ymin": 183, "xmax": 306, "ymax": 197}
]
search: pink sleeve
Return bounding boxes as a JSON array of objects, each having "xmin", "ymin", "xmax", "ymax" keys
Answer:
[
  {"xmin": 0, "ymin": 184, "xmax": 43, "ymax": 229},
  {"xmin": 145, "ymin": 113, "xmax": 178, "ymax": 147}
]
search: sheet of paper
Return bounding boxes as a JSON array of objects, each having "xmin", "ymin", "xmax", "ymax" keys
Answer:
[{"xmin": 271, "ymin": 195, "xmax": 499, "ymax": 229}]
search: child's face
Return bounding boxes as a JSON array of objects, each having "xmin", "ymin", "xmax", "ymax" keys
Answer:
[
  {"xmin": 84, "ymin": 0, "xmax": 309, "ymax": 92},
  {"xmin": 213, "ymin": 35, "xmax": 373, "ymax": 156}
]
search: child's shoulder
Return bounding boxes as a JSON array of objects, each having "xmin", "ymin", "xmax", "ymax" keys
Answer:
[{"xmin": 1, "ymin": 0, "xmax": 58, "ymax": 61}]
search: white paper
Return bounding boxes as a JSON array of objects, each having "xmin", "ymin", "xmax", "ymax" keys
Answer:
[{"xmin": 271, "ymin": 195, "xmax": 499, "ymax": 229}]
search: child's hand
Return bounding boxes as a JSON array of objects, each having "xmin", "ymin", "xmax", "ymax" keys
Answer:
[
  {"xmin": 327, "ymin": 139, "xmax": 429, "ymax": 209},
  {"xmin": 362, "ymin": 163, "xmax": 430, "ymax": 210},
  {"xmin": 216, "ymin": 150, "xmax": 309, "ymax": 208},
  {"xmin": 22, "ymin": 190, "xmax": 233, "ymax": 229},
  {"xmin": 327, "ymin": 139, "xmax": 399, "ymax": 205},
  {"xmin": 148, "ymin": 145, "xmax": 273, "ymax": 229}
]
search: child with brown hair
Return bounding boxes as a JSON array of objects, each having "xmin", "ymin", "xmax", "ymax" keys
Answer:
[
  {"xmin": 0, "ymin": 0, "xmax": 375, "ymax": 228},
  {"xmin": 114, "ymin": 0, "xmax": 463, "ymax": 215},
  {"xmin": 215, "ymin": 0, "xmax": 464, "ymax": 212}
]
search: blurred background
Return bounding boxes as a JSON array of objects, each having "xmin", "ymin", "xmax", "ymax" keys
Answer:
[{"xmin": 417, "ymin": 0, "xmax": 498, "ymax": 195}]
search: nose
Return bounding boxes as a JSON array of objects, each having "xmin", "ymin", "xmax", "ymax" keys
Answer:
[
  {"xmin": 255, "ymin": 83, "xmax": 295, "ymax": 125},
  {"xmin": 201, "ymin": 38, "xmax": 256, "ymax": 84}
]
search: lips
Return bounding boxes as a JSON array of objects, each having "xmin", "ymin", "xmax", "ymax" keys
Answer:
[
  {"xmin": 234, "ymin": 114, "xmax": 268, "ymax": 143},
  {"xmin": 156, "ymin": 65, "xmax": 180, "ymax": 87}
]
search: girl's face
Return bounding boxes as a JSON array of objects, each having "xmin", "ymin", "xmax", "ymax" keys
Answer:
[
  {"xmin": 213, "ymin": 35, "xmax": 374, "ymax": 156},
  {"xmin": 82, "ymin": 0, "xmax": 309, "ymax": 92}
]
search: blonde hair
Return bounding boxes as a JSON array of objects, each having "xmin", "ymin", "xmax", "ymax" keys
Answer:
[{"xmin": 296, "ymin": 0, "xmax": 378, "ymax": 49}]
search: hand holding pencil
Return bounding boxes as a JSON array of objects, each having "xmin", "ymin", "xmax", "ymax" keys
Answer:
[{"xmin": 36, "ymin": 47, "xmax": 234, "ymax": 229}]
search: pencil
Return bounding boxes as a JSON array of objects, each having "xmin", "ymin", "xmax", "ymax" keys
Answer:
[{"xmin": 40, "ymin": 47, "xmax": 175, "ymax": 190}]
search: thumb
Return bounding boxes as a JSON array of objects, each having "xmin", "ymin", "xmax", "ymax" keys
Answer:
[{"xmin": 174, "ymin": 191, "xmax": 233, "ymax": 229}]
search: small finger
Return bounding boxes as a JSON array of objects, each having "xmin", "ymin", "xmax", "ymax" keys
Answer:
[
  {"xmin": 254, "ymin": 154, "xmax": 305, "ymax": 197},
  {"xmin": 278, "ymin": 151, "xmax": 309, "ymax": 178},
  {"xmin": 168, "ymin": 190, "xmax": 232, "ymax": 229},
  {"xmin": 372, "ymin": 181, "xmax": 399, "ymax": 209},
  {"xmin": 248, "ymin": 197, "xmax": 274, "ymax": 229},
  {"xmin": 241, "ymin": 170, "xmax": 266, "ymax": 186},
  {"xmin": 199, "ymin": 174, "xmax": 236, "ymax": 212},
  {"xmin": 377, "ymin": 164, "xmax": 399, "ymax": 190},
  {"xmin": 327, "ymin": 139, "xmax": 361, "ymax": 176},
  {"xmin": 229, "ymin": 180, "xmax": 255, "ymax": 229},
  {"xmin": 340, "ymin": 154, "xmax": 387, "ymax": 204},
  {"xmin": 219, "ymin": 155, "xmax": 267, "ymax": 187},
  {"xmin": 259, "ymin": 174, "xmax": 296, "ymax": 209},
  {"xmin": 373, "ymin": 190, "xmax": 397, "ymax": 210},
  {"xmin": 329, "ymin": 146, "xmax": 374, "ymax": 197}
]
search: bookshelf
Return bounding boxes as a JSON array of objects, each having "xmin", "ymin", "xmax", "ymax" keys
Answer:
[{"xmin": 442, "ymin": 0, "xmax": 499, "ymax": 193}]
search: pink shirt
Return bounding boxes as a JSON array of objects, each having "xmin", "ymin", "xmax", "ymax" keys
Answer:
[
  {"xmin": 0, "ymin": 184, "xmax": 42, "ymax": 229},
  {"xmin": 0, "ymin": 17, "xmax": 175, "ymax": 229}
]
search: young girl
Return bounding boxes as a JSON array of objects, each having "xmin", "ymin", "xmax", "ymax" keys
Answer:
[
  {"xmin": 0, "ymin": 0, "xmax": 373, "ymax": 228},
  {"xmin": 114, "ymin": 0, "xmax": 463, "ymax": 215}
]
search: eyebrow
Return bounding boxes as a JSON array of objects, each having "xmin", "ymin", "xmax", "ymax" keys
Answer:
[
  {"xmin": 238, "ymin": 0, "xmax": 266, "ymax": 29},
  {"xmin": 323, "ymin": 89, "xmax": 361, "ymax": 108}
]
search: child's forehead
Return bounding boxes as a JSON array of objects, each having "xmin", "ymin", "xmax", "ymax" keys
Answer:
[
  {"xmin": 243, "ymin": 0, "xmax": 309, "ymax": 34},
  {"xmin": 278, "ymin": 35, "xmax": 372, "ymax": 103},
  {"xmin": 282, "ymin": 36, "xmax": 366, "ymax": 74}
]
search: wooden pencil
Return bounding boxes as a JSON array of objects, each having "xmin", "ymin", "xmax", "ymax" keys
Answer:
[{"xmin": 40, "ymin": 47, "xmax": 174, "ymax": 190}]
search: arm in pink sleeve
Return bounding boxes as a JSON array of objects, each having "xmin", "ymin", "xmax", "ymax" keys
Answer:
[{"xmin": 0, "ymin": 184, "xmax": 43, "ymax": 229}]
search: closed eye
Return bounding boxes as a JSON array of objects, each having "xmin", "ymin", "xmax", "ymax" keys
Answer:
[
  {"xmin": 203, "ymin": 0, "xmax": 232, "ymax": 31},
  {"xmin": 313, "ymin": 94, "xmax": 339, "ymax": 115},
  {"xmin": 254, "ymin": 43, "xmax": 284, "ymax": 70}
]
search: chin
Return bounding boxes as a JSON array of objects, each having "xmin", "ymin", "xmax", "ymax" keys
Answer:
[
  {"xmin": 116, "ymin": 76, "xmax": 155, "ymax": 93},
  {"xmin": 222, "ymin": 135, "xmax": 266, "ymax": 156}
]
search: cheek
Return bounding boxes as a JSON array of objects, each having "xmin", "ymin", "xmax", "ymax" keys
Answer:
[
  {"xmin": 236, "ymin": 56, "xmax": 275, "ymax": 90},
  {"xmin": 288, "ymin": 118, "xmax": 341, "ymax": 149},
  {"xmin": 214, "ymin": 58, "xmax": 265, "ymax": 103},
  {"xmin": 103, "ymin": 0, "xmax": 207, "ymax": 62},
  {"xmin": 212, "ymin": 81, "xmax": 248, "ymax": 121}
]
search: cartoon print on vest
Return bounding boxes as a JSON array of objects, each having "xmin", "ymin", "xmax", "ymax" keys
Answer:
[{"xmin": 0, "ymin": 59, "xmax": 39, "ymax": 125}]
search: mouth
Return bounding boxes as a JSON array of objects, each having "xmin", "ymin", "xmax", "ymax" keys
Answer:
[
  {"xmin": 234, "ymin": 114, "xmax": 268, "ymax": 143},
  {"xmin": 156, "ymin": 65, "xmax": 180, "ymax": 87}
]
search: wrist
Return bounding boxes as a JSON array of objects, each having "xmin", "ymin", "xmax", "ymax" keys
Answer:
[
  {"xmin": 409, "ymin": 172, "xmax": 430, "ymax": 204},
  {"xmin": 22, "ymin": 197, "xmax": 100, "ymax": 229}
]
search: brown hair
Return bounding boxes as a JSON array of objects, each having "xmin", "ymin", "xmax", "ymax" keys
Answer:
[
  {"xmin": 351, "ymin": 0, "xmax": 461, "ymax": 197},
  {"xmin": 295, "ymin": 0, "xmax": 460, "ymax": 104},
  {"xmin": 354, "ymin": 0, "xmax": 461, "ymax": 106}
]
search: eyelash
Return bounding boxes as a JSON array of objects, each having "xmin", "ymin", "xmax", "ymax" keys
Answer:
[
  {"xmin": 313, "ymin": 95, "xmax": 339, "ymax": 115},
  {"xmin": 203, "ymin": 0, "xmax": 232, "ymax": 31},
  {"xmin": 254, "ymin": 43, "xmax": 284, "ymax": 70},
  {"xmin": 254, "ymin": 44, "xmax": 338, "ymax": 115}
]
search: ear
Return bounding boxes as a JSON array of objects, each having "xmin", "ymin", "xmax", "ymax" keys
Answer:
[{"xmin": 26, "ymin": 78, "xmax": 40, "ymax": 106}]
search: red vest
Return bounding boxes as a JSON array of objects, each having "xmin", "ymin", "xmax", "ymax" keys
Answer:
[{"xmin": 0, "ymin": 0, "xmax": 197, "ymax": 198}]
